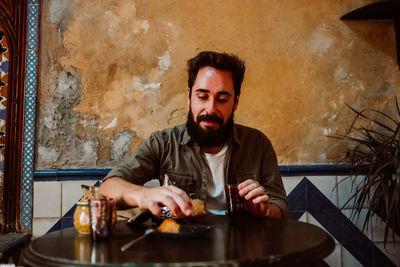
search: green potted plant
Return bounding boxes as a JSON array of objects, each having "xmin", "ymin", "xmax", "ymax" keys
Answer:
[{"xmin": 330, "ymin": 98, "xmax": 400, "ymax": 245}]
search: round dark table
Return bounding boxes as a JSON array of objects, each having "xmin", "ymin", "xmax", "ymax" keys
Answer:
[{"xmin": 22, "ymin": 215, "xmax": 334, "ymax": 266}]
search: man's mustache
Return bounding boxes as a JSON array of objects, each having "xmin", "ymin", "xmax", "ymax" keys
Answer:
[{"xmin": 197, "ymin": 114, "xmax": 224, "ymax": 125}]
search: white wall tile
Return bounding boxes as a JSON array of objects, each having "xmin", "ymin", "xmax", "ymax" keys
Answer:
[
  {"xmin": 282, "ymin": 176, "xmax": 304, "ymax": 195},
  {"xmin": 324, "ymin": 243, "xmax": 341, "ymax": 267},
  {"xmin": 33, "ymin": 181, "xmax": 61, "ymax": 218},
  {"xmin": 32, "ymin": 218, "xmax": 60, "ymax": 238},
  {"xmin": 308, "ymin": 176, "xmax": 338, "ymax": 207},
  {"xmin": 341, "ymin": 245, "xmax": 363, "ymax": 267},
  {"xmin": 370, "ymin": 214, "xmax": 400, "ymax": 243},
  {"xmin": 62, "ymin": 180, "xmax": 97, "ymax": 216},
  {"xmin": 375, "ymin": 242, "xmax": 400, "ymax": 266},
  {"xmin": 298, "ymin": 211, "xmax": 307, "ymax": 223},
  {"xmin": 337, "ymin": 175, "xmax": 367, "ymax": 209}
]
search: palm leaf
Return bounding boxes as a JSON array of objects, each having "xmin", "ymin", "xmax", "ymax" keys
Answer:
[{"xmin": 329, "ymin": 97, "xmax": 400, "ymax": 246}]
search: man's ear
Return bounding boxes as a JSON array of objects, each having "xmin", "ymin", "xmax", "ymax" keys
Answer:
[{"xmin": 233, "ymin": 94, "xmax": 240, "ymax": 111}]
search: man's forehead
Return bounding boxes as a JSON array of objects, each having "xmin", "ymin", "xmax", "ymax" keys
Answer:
[
  {"xmin": 202, "ymin": 67, "xmax": 218, "ymax": 77},
  {"xmin": 198, "ymin": 66, "xmax": 232, "ymax": 76}
]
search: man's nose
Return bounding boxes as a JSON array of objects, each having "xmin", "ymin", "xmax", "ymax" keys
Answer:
[{"xmin": 205, "ymin": 98, "xmax": 217, "ymax": 114}]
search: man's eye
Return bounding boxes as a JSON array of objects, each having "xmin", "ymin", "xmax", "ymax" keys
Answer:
[
  {"xmin": 198, "ymin": 95, "xmax": 208, "ymax": 99},
  {"xmin": 217, "ymin": 97, "xmax": 228, "ymax": 103}
]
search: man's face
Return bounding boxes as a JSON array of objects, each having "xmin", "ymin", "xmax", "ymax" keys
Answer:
[
  {"xmin": 186, "ymin": 66, "xmax": 239, "ymax": 147},
  {"xmin": 188, "ymin": 66, "xmax": 238, "ymax": 128}
]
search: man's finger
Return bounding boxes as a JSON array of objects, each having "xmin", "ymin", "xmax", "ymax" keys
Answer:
[
  {"xmin": 244, "ymin": 186, "xmax": 265, "ymax": 200},
  {"xmin": 166, "ymin": 186, "xmax": 192, "ymax": 216},
  {"xmin": 159, "ymin": 194, "xmax": 186, "ymax": 217},
  {"xmin": 239, "ymin": 182, "xmax": 258, "ymax": 197},
  {"xmin": 148, "ymin": 202, "xmax": 163, "ymax": 217},
  {"xmin": 251, "ymin": 194, "xmax": 269, "ymax": 204},
  {"xmin": 238, "ymin": 179, "xmax": 257, "ymax": 190}
]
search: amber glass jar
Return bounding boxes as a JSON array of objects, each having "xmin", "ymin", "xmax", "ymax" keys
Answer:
[{"xmin": 73, "ymin": 202, "xmax": 91, "ymax": 234}]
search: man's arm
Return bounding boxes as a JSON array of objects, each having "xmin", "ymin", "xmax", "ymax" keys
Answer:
[{"xmin": 100, "ymin": 176, "xmax": 192, "ymax": 217}]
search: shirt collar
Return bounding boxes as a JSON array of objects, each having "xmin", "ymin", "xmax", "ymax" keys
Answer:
[{"xmin": 181, "ymin": 124, "xmax": 241, "ymax": 146}]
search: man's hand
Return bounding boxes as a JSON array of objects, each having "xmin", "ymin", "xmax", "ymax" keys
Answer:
[
  {"xmin": 99, "ymin": 177, "xmax": 192, "ymax": 217},
  {"xmin": 134, "ymin": 185, "xmax": 193, "ymax": 217},
  {"xmin": 238, "ymin": 179, "xmax": 270, "ymax": 217}
]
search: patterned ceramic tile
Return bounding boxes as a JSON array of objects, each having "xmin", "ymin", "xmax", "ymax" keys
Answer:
[
  {"xmin": 25, "ymin": 50, "xmax": 38, "ymax": 96},
  {"xmin": 307, "ymin": 176, "xmax": 338, "ymax": 207},
  {"xmin": 27, "ymin": 4, "xmax": 39, "ymax": 49},
  {"xmin": 0, "ymin": 26, "xmax": 9, "ymax": 228},
  {"xmin": 341, "ymin": 209, "xmax": 373, "ymax": 240},
  {"xmin": 282, "ymin": 176, "xmax": 303, "ymax": 195},
  {"xmin": 21, "ymin": 0, "xmax": 40, "ymax": 232},
  {"xmin": 307, "ymin": 213, "xmax": 338, "ymax": 244},
  {"xmin": 287, "ymin": 178, "xmax": 395, "ymax": 266},
  {"xmin": 22, "ymin": 189, "xmax": 33, "ymax": 230},
  {"xmin": 23, "ymin": 96, "xmax": 36, "ymax": 143},
  {"xmin": 22, "ymin": 142, "xmax": 34, "ymax": 190}
]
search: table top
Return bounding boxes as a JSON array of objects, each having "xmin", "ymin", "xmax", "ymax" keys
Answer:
[{"xmin": 22, "ymin": 214, "xmax": 334, "ymax": 266}]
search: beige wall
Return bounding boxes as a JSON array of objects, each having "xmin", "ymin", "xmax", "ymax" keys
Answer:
[{"xmin": 37, "ymin": 0, "xmax": 400, "ymax": 168}]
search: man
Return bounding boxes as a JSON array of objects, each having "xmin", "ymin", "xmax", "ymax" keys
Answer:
[{"xmin": 100, "ymin": 51, "xmax": 288, "ymax": 218}]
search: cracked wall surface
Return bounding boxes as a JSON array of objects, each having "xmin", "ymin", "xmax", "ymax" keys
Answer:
[{"xmin": 37, "ymin": 0, "xmax": 400, "ymax": 168}]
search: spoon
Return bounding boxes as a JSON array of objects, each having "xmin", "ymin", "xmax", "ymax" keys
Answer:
[{"xmin": 120, "ymin": 228, "xmax": 155, "ymax": 252}]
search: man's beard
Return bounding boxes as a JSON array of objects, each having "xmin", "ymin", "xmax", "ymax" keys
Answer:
[{"xmin": 186, "ymin": 108, "xmax": 234, "ymax": 148}]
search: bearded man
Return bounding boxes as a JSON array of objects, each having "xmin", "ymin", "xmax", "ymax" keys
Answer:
[{"xmin": 100, "ymin": 51, "xmax": 288, "ymax": 218}]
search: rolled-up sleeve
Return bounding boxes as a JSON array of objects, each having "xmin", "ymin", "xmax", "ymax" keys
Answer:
[{"xmin": 261, "ymin": 139, "xmax": 288, "ymax": 218}]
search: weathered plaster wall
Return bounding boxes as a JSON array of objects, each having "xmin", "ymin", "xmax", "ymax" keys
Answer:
[{"xmin": 37, "ymin": 0, "xmax": 400, "ymax": 168}]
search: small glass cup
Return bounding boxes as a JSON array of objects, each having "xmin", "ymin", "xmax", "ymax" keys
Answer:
[
  {"xmin": 89, "ymin": 197, "xmax": 114, "ymax": 240},
  {"xmin": 225, "ymin": 184, "xmax": 244, "ymax": 216},
  {"xmin": 73, "ymin": 202, "xmax": 91, "ymax": 234}
]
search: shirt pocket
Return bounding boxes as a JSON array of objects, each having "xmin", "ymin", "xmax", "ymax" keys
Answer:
[{"xmin": 159, "ymin": 170, "xmax": 195, "ymax": 194}]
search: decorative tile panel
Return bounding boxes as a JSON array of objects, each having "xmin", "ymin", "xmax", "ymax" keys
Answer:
[
  {"xmin": 23, "ymin": 95, "xmax": 36, "ymax": 143},
  {"xmin": 22, "ymin": 142, "xmax": 34, "ymax": 191},
  {"xmin": 27, "ymin": 4, "xmax": 39, "ymax": 49},
  {"xmin": 22, "ymin": 189, "xmax": 33, "ymax": 230},
  {"xmin": 25, "ymin": 49, "xmax": 38, "ymax": 96},
  {"xmin": 0, "ymin": 26, "xmax": 8, "ymax": 230},
  {"xmin": 21, "ymin": 1, "xmax": 40, "ymax": 231}
]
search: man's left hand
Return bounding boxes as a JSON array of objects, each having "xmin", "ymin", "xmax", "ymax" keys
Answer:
[{"xmin": 237, "ymin": 179, "xmax": 270, "ymax": 217}]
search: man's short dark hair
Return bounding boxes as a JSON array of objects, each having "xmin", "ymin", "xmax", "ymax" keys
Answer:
[{"xmin": 187, "ymin": 51, "xmax": 245, "ymax": 98}]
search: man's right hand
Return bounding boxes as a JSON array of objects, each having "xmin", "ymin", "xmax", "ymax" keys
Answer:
[
  {"xmin": 99, "ymin": 177, "xmax": 192, "ymax": 217},
  {"xmin": 134, "ymin": 185, "xmax": 193, "ymax": 217}
]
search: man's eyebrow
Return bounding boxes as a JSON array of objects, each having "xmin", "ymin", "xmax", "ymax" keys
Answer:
[
  {"xmin": 194, "ymin": 89, "xmax": 210, "ymax": 93},
  {"xmin": 217, "ymin": 91, "xmax": 232, "ymax": 96},
  {"xmin": 194, "ymin": 89, "xmax": 232, "ymax": 96}
]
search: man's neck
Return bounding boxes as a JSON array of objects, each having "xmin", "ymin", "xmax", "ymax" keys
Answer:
[{"xmin": 200, "ymin": 144, "xmax": 225, "ymax": 154}]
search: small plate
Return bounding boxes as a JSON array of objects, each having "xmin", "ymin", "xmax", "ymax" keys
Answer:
[{"xmin": 155, "ymin": 224, "xmax": 213, "ymax": 238}]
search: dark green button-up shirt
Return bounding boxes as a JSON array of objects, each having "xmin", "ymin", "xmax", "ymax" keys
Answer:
[{"xmin": 105, "ymin": 123, "xmax": 288, "ymax": 217}]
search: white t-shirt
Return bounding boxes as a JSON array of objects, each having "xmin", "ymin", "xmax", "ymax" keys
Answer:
[{"xmin": 204, "ymin": 144, "xmax": 228, "ymax": 215}]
